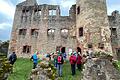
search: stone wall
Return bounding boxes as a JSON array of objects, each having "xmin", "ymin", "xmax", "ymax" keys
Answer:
[
  {"xmin": 82, "ymin": 58, "xmax": 120, "ymax": 80},
  {"xmin": 9, "ymin": 0, "xmax": 120, "ymax": 58},
  {"xmin": 108, "ymin": 11, "xmax": 120, "ymax": 59},
  {"xmin": 76, "ymin": 0, "xmax": 112, "ymax": 54},
  {"xmin": 9, "ymin": 0, "xmax": 76, "ymax": 57},
  {"xmin": 29, "ymin": 61, "xmax": 58, "ymax": 80}
]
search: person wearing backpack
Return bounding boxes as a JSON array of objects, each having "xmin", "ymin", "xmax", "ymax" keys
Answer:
[
  {"xmin": 53, "ymin": 53, "xmax": 58, "ymax": 68},
  {"xmin": 69, "ymin": 52, "xmax": 77, "ymax": 76},
  {"xmin": 30, "ymin": 52, "xmax": 38, "ymax": 69},
  {"xmin": 57, "ymin": 52, "xmax": 64, "ymax": 77},
  {"xmin": 9, "ymin": 52, "xmax": 17, "ymax": 65},
  {"xmin": 76, "ymin": 52, "xmax": 82, "ymax": 71}
]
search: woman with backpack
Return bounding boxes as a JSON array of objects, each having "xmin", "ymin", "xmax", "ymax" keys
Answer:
[
  {"xmin": 57, "ymin": 52, "xmax": 64, "ymax": 77},
  {"xmin": 69, "ymin": 52, "xmax": 77, "ymax": 76},
  {"xmin": 76, "ymin": 52, "xmax": 82, "ymax": 71}
]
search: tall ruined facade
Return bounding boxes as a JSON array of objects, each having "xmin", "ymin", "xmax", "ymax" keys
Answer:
[
  {"xmin": 9, "ymin": 0, "xmax": 76, "ymax": 57},
  {"xmin": 9, "ymin": 0, "xmax": 120, "ymax": 58},
  {"xmin": 76, "ymin": 0, "xmax": 112, "ymax": 54}
]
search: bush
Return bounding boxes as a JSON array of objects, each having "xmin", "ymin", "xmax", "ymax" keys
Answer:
[
  {"xmin": 0, "ymin": 54, "xmax": 12, "ymax": 80},
  {"xmin": 94, "ymin": 51, "xmax": 113, "ymax": 61}
]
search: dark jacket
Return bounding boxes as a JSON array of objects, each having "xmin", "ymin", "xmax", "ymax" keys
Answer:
[{"xmin": 9, "ymin": 52, "xmax": 17, "ymax": 65}]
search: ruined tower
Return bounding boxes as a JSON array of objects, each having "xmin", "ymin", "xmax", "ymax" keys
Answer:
[
  {"xmin": 108, "ymin": 11, "xmax": 120, "ymax": 59},
  {"xmin": 76, "ymin": 0, "xmax": 112, "ymax": 54}
]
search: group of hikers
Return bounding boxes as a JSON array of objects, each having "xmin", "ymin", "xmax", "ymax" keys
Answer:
[
  {"xmin": 30, "ymin": 50, "xmax": 87, "ymax": 77},
  {"xmin": 8, "ymin": 49, "xmax": 89, "ymax": 77}
]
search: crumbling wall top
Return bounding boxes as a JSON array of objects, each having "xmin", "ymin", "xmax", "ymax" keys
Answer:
[{"xmin": 17, "ymin": 0, "xmax": 37, "ymax": 6}]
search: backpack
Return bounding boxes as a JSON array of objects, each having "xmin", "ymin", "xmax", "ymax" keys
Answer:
[
  {"xmin": 70, "ymin": 55, "xmax": 76, "ymax": 64},
  {"xmin": 57, "ymin": 56, "xmax": 62, "ymax": 63}
]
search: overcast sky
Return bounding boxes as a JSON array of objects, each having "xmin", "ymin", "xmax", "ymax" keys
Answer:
[{"xmin": 0, "ymin": 0, "xmax": 120, "ymax": 41}]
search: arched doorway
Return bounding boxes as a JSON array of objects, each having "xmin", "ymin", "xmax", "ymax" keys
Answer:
[
  {"xmin": 61, "ymin": 47, "xmax": 66, "ymax": 53},
  {"xmin": 77, "ymin": 47, "xmax": 81, "ymax": 53}
]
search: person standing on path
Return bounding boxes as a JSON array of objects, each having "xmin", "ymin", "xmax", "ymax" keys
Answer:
[
  {"xmin": 53, "ymin": 52, "xmax": 58, "ymax": 68},
  {"xmin": 57, "ymin": 52, "xmax": 64, "ymax": 77},
  {"xmin": 69, "ymin": 52, "xmax": 77, "ymax": 76},
  {"xmin": 30, "ymin": 52, "xmax": 38, "ymax": 69},
  {"xmin": 9, "ymin": 52, "xmax": 17, "ymax": 65},
  {"xmin": 76, "ymin": 52, "xmax": 82, "ymax": 71}
]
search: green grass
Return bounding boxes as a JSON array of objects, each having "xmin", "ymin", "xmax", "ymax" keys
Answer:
[
  {"xmin": 58, "ymin": 61, "xmax": 82, "ymax": 80},
  {"xmin": 8, "ymin": 59, "xmax": 82, "ymax": 80},
  {"xmin": 116, "ymin": 61, "xmax": 120, "ymax": 71},
  {"xmin": 8, "ymin": 58, "xmax": 33, "ymax": 80}
]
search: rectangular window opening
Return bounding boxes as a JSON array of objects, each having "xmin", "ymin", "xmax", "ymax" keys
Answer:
[
  {"xmin": 31, "ymin": 29, "xmax": 39, "ymax": 38},
  {"xmin": 49, "ymin": 10, "xmax": 56, "ymax": 15},
  {"xmin": 110, "ymin": 28, "xmax": 117, "ymax": 37},
  {"xmin": 19, "ymin": 29, "xmax": 27, "ymax": 35},
  {"xmin": 98, "ymin": 43, "xmax": 104, "ymax": 49},
  {"xmin": 23, "ymin": 45, "xmax": 31, "ymax": 53},
  {"xmin": 77, "ymin": 6, "xmax": 80, "ymax": 14},
  {"xmin": 39, "ymin": 11, "xmax": 41, "ymax": 15},
  {"xmin": 79, "ymin": 27, "xmax": 83, "ymax": 37}
]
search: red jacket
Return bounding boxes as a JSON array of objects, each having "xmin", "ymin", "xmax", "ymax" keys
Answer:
[
  {"xmin": 69, "ymin": 55, "xmax": 77, "ymax": 64},
  {"xmin": 76, "ymin": 55, "xmax": 82, "ymax": 64}
]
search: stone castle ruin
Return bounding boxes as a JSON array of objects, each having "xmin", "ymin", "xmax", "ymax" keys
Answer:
[{"xmin": 9, "ymin": 0, "xmax": 120, "ymax": 59}]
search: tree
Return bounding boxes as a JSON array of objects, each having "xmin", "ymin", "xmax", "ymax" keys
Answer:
[{"xmin": 0, "ymin": 40, "xmax": 9, "ymax": 55}]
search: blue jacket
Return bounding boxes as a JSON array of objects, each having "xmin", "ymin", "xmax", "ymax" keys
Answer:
[{"xmin": 31, "ymin": 54, "xmax": 38, "ymax": 63}]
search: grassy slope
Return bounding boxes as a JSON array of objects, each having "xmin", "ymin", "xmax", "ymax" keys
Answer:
[
  {"xmin": 8, "ymin": 58, "xmax": 33, "ymax": 80},
  {"xmin": 7, "ymin": 58, "xmax": 120, "ymax": 80},
  {"xmin": 59, "ymin": 61, "xmax": 82, "ymax": 80},
  {"xmin": 8, "ymin": 59, "xmax": 82, "ymax": 80}
]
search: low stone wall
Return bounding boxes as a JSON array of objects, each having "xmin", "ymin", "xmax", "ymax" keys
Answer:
[
  {"xmin": 82, "ymin": 58, "xmax": 120, "ymax": 80},
  {"xmin": 29, "ymin": 61, "xmax": 58, "ymax": 80}
]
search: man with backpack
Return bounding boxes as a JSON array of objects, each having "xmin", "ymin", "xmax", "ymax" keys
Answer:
[
  {"xmin": 57, "ymin": 52, "xmax": 64, "ymax": 77},
  {"xmin": 69, "ymin": 52, "xmax": 77, "ymax": 76},
  {"xmin": 9, "ymin": 52, "xmax": 17, "ymax": 65}
]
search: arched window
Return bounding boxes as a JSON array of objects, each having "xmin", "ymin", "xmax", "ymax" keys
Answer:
[
  {"xmin": 48, "ymin": 29, "xmax": 55, "ymax": 34},
  {"xmin": 61, "ymin": 29, "xmax": 68, "ymax": 38},
  {"xmin": 47, "ymin": 29, "xmax": 55, "ymax": 40},
  {"xmin": 31, "ymin": 29, "xmax": 39, "ymax": 38},
  {"xmin": 61, "ymin": 29, "xmax": 68, "ymax": 33}
]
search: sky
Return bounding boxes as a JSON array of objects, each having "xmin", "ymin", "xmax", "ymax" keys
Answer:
[{"xmin": 0, "ymin": 0, "xmax": 120, "ymax": 41}]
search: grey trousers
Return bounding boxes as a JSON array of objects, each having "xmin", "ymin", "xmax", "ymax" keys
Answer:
[{"xmin": 57, "ymin": 64, "xmax": 62, "ymax": 77}]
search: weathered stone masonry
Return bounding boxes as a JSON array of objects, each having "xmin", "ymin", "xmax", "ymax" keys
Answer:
[
  {"xmin": 108, "ymin": 11, "xmax": 120, "ymax": 59},
  {"xmin": 76, "ymin": 0, "xmax": 112, "ymax": 54},
  {"xmin": 9, "ymin": 0, "xmax": 76, "ymax": 57},
  {"xmin": 9, "ymin": 0, "xmax": 120, "ymax": 58}
]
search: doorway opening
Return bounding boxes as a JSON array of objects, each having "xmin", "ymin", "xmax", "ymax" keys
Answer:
[
  {"xmin": 61, "ymin": 47, "xmax": 66, "ymax": 53},
  {"xmin": 77, "ymin": 47, "xmax": 81, "ymax": 53},
  {"xmin": 56, "ymin": 46, "xmax": 61, "ymax": 52}
]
